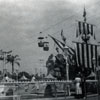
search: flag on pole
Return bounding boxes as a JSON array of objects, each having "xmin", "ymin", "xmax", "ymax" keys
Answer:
[
  {"xmin": 54, "ymin": 42, "xmax": 60, "ymax": 54},
  {"xmin": 48, "ymin": 35, "xmax": 75, "ymax": 56},
  {"xmin": 49, "ymin": 35, "xmax": 76, "ymax": 66},
  {"xmin": 49, "ymin": 35, "xmax": 64, "ymax": 51}
]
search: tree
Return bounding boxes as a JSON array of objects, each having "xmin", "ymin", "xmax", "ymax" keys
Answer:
[
  {"xmin": 46, "ymin": 54, "xmax": 55, "ymax": 75},
  {"xmin": 46, "ymin": 54, "xmax": 66, "ymax": 80},
  {"xmin": 6, "ymin": 54, "xmax": 21, "ymax": 74},
  {"xmin": 18, "ymin": 71, "xmax": 31, "ymax": 80},
  {"xmin": 46, "ymin": 53, "xmax": 78, "ymax": 80},
  {"xmin": 54, "ymin": 54, "xmax": 66, "ymax": 79}
]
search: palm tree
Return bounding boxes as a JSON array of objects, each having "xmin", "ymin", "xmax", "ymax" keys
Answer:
[{"xmin": 6, "ymin": 54, "xmax": 21, "ymax": 74}]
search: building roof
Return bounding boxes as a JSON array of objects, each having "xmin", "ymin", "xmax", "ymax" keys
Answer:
[
  {"xmin": 19, "ymin": 75, "xmax": 29, "ymax": 80},
  {"xmin": 45, "ymin": 74, "xmax": 56, "ymax": 79}
]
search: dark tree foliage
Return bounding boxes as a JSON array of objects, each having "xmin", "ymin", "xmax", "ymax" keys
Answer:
[
  {"xmin": 6, "ymin": 54, "xmax": 20, "ymax": 74},
  {"xmin": 46, "ymin": 54, "xmax": 55, "ymax": 75},
  {"xmin": 46, "ymin": 54, "xmax": 77, "ymax": 80},
  {"xmin": 54, "ymin": 54, "xmax": 66, "ymax": 79},
  {"xmin": 75, "ymin": 66, "xmax": 91, "ymax": 78},
  {"xmin": 18, "ymin": 71, "xmax": 32, "ymax": 80}
]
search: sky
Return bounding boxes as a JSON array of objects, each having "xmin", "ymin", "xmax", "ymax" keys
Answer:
[{"xmin": 0, "ymin": 0, "xmax": 100, "ymax": 75}]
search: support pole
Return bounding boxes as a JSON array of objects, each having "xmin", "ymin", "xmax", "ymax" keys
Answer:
[{"xmin": 65, "ymin": 55, "xmax": 70, "ymax": 96}]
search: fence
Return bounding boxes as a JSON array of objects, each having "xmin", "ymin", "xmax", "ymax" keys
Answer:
[
  {"xmin": 0, "ymin": 80, "xmax": 99, "ymax": 100},
  {"xmin": 0, "ymin": 95, "xmax": 20, "ymax": 100}
]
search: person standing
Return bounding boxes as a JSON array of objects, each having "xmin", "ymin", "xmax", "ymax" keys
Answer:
[
  {"xmin": 75, "ymin": 72, "xmax": 82, "ymax": 99},
  {"xmin": 81, "ymin": 75, "xmax": 86, "ymax": 99}
]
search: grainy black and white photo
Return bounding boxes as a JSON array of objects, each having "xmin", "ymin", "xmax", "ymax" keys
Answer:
[{"xmin": 0, "ymin": 0, "xmax": 100, "ymax": 100}]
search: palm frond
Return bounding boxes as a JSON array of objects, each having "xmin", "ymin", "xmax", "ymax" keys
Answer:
[
  {"xmin": 5, "ymin": 61, "xmax": 8, "ymax": 64},
  {"xmin": 5, "ymin": 60, "xmax": 12, "ymax": 64},
  {"xmin": 14, "ymin": 55, "xmax": 19, "ymax": 58},
  {"xmin": 15, "ymin": 62, "xmax": 20, "ymax": 67},
  {"xmin": 7, "ymin": 50, "xmax": 12, "ymax": 54},
  {"xmin": 15, "ymin": 58, "xmax": 21, "ymax": 61},
  {"xmin": 0, "ymin": 57, "xmax": 4, "ymax": 60}
]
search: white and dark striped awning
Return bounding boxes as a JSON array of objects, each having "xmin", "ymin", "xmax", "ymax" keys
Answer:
[
  {"xmin": 76, "ymin": 21, "xmax": 95, "ymax": 38},
  {"xmin": 75, "ymin": 42, "xmax": 98, "ymax": 70},
  {"xmin": 74, "ymin": 21, "xmax": 99, "ymax": 71}
]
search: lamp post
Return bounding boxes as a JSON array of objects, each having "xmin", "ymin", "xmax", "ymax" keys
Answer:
[
  {"xmin": 1, "ymin": 50, "xmax": 12, "ymax": 77},
  {"xmin": 63, "ymin": 46, "xmax": 70, "ymax": 96},
  {"xmin": 15, "ymin": 65, "xmax": 19, "ymax": 81},
  {"xmin": 92, "ymin": 57, "xmax": 96, "ymax": 80},
  {"xmin": 63, "ymin": 46, "xmax": 69, "ymax": 81},
  {"xmin": 92, "ymin": 57, "xmax": 100, "ymax": 100}
]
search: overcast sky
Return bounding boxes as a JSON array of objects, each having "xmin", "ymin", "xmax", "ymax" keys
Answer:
[{"xmin": 0, "ymin": 0, "xmax": 100, "ymax": 74}]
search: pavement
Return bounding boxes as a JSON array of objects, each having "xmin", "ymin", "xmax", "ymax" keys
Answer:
[
  {"xmin": 0, "ymin": 93, "xmax": 99, "ymax": 100},
  {"xmin": 22, "ymin": 94, "xmax": 100, "ymax": 100}
]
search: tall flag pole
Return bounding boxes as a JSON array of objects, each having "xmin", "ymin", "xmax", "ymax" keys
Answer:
[{"xmin": 83, "ymin": 6, "xmax": 87, "ymax": 22}]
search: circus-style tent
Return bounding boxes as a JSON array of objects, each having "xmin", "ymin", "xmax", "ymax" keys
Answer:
[
  {"xmin": 19, "ymin": 74, "xmax": 29, "ymax": 81},
  {"xmin": 73, "ymin": 11, "xmax": 99, "ymax": 72},
  {"xmin": 45, "ymin": 74, "xmax": 56, "ymax": 80},
  {"xmin": 87, "ymin": 71, "xmax": 96, "ymax": 79}
]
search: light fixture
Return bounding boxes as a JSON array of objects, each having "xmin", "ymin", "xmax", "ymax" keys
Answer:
[{"xmin": 81, "ymin": 34, "xmax": 90, "ymax": 43}]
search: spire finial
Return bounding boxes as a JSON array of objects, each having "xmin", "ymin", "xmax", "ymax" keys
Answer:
[{"xmin": 83, "ymin": 5, "xmax": 87, "ymax": 22}]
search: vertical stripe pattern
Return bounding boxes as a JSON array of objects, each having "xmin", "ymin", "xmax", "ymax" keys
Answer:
[
  {"xmin": 87, "ymin": 24, "xmax": 89, "ymax": 34},
  {"xmin": 77, "ymin": 21, "xmax": 94, "ymax": 37},
  {"xmin": 78, "ymin": 21, "xmax": 81, "ymax": 35},
  {"xmin": 76, "ymin": 43, "xmax": 80, "ymax": 66},
  {"xmin": 91, "ymin": 25, "xmax": 93, "ymax": 36},
  {"xmin": 75, "ymin": 43, "xmax": 98, "ymax": 71},
  {"xmin": 91, "ymin": 45, "xmax": 94, "ymax": 70}
]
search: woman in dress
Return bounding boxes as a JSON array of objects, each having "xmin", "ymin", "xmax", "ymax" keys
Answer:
[{"xmin": 75, "ymin": 72, "xmax": 82, "ymax": 99}]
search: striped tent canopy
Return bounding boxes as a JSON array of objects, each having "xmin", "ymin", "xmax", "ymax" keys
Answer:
[
  {"xmin": 73, "ymin": 20, "xmax": 99, "ymax": 71},
  {"xmin": 19, "ymin": 75, "xmax": 29, "ymax": 81},
  {"xmin": 76, "ymin": 21, "xmax": 95, "ymax": 37}
]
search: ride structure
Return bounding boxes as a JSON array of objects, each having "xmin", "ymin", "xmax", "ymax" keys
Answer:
[{"xmin": 38, "ymin": 32, "xmax": 49, "ymax": 51}]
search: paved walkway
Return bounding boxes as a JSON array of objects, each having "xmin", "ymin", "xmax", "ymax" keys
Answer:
[{"xmin": 23, "ymin": 94, "xmax": 99, "ymax": 100}]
